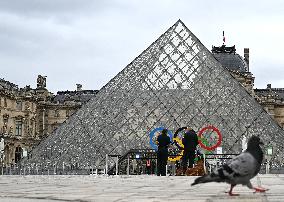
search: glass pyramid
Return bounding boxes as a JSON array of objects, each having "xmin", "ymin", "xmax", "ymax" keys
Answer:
[{"xmin": 27, "ymin": 20, "xmax": 284, "ymax": 170}]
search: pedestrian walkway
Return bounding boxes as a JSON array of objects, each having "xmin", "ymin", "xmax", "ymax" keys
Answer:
[{"xmin": 0, "ymin": 174, "xmax": 283, "ymax": 201}]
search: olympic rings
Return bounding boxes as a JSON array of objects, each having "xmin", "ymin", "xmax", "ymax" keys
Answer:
[
  {"xmin": 149, "ymin": 127, "xmax": 173, "ymax": 151},
  {"xmin": 149, "ymin": 125, "xmax": 222, "ymax": 162},
  {"xmin": 173, "ymin": 127, "xmax": 187, "ymax": 149},
  {"xmin": 194, "ymin": 137, "xmax": 213, "ymax": 162},
  {"xmin": 168, "ymin": 137, "xmax": 184, "ymax": 162},
  {"xmin": 198, "ymin": 125, "xmax": 222, "ymax": 150}
]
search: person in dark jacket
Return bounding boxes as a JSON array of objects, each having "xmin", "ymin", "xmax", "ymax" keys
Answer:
[
  {"xmin": 156, "ymin": 129, "xmax": 171, "ymax": 176},
  {"xmin": 181, "ymin": 127, "xmax": 199, "ymax": 174}
]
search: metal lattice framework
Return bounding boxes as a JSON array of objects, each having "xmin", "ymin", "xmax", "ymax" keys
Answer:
[{"xmin": 27, "ymin": 20, "xmax": 284, "ymax": 169}]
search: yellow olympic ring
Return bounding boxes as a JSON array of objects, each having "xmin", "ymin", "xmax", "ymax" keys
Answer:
[{"xmin": 168, "ymin": 137, "xmax": 184, "ymax": 162}]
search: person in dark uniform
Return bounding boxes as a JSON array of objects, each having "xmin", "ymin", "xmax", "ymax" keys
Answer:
[
  {"xmin": 156, "ymin": 129, "xmax": 171, "ymax": 176},
  {"xmin": 181, "ymin": 127, "xmax": 199, "ymax": 174}
]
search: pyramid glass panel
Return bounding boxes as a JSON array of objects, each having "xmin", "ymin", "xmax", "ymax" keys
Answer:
[{"xmin": 27, "ymin": 20, "xmax": 284, "ymax": 170}]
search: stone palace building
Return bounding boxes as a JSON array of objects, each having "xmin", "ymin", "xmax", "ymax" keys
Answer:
[
  {"xmin": 0, "ymin": 44, "xmax": 283, "ymax": 166},
  {"xmin": 0, "ymin": 76, "xmax": 97, "ymax": 165}
]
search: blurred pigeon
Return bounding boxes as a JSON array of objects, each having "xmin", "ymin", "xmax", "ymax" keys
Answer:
[{"xmin": 191, "ymin": 135, "xmax": 268, "ymax": 196}]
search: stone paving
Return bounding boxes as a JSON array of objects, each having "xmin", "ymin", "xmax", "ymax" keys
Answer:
[{"xmin": 0, "ymin": 174, "xmax": 283, "ymax": 201}]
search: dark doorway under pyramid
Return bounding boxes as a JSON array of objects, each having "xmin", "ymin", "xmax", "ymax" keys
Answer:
[{"xmin": 27, "ymin": 20, "xmax": 284, "ymax": 170}]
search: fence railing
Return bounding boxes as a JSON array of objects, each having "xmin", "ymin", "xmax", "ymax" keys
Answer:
[
  {"xmin": 1, "ymin": 151, "xmax": 282, "ymax": 175},
  {"xmin": 106, "ymin": 150, "xmax": 240, "ymax": 175}
]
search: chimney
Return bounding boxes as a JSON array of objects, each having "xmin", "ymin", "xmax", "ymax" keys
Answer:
[
  {"xmin": 267, "ymin": 84, "xmax": 271, "ymax": 89},
  {"xmin": 76, "ymin": 84, "xmax": 82, "ymax": 91},
  {"xmin": 244, "ymin": 48, "xmax": 249, "ymax": 71}
]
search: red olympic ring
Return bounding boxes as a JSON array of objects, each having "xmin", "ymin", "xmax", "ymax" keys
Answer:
[{"xmin": 198, "ymin": 125, "xmax": 222, "ymax": 150}]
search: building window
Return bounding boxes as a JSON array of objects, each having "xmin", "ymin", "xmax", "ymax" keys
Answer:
[
  {"xmin": 15, "ymin": 120, "xmax": 22, "ymax": 136},
  {"xmin": 30, "ymin": 120, "xmax": 34, "ymax": 136},
  {"xmin": 2, "ymin": 114, "xmax": 9, "ymax": 134},
  {"xmin": 4, "ymin": 98, "xmax": 7, "ymax": 107},
  {"xmin": 16, "ymin": 101, "xmax": 22, "ymax": 111},
  {"xmin": 15, "ymin": 146, "xmax": 23, "ymax": 163}
]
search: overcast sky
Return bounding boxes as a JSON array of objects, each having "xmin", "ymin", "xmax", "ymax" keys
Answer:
[{"xmin": 1, "ymin": 0, "xmax": 284, "ymax": 93}]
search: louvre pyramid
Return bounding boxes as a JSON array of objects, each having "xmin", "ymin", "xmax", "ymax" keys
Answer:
[{"xmin": 27, "ymin": 20, "xmax": 284, "ymax": 169}]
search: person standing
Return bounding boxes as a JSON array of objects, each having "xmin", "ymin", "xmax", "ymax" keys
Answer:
[
  {"xmin": 156, "ymin": 129, "xmax": 171, "ymax": 176},
  {"xmin": 181, "ymin": 127, "xmax": 199, "ymax": 174}
]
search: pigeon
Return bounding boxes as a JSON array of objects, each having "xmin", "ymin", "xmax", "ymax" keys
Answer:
[{"xmin": 191, "ymin": 135, "xmax": 268, "ymax": 196}]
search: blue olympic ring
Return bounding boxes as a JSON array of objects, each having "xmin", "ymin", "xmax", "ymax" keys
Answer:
[{"xmin": 149, "ymin": 127, "xmax": 173, "ymax": 151}]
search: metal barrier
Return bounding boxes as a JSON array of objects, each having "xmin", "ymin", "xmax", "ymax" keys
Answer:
[
  {"xmin": 2, "ymin": 152, "xmax": 282, "ymax": 175},
  {"xmin": 203, "ymin": 154, "xmax": 238, "ymax": 173},
  {"xmin": 106, "ymin": 150, "xmax": 239, "ymax": 175},
  {"xmin": 106, "ymin": 149, "xmax": 157, "ymax": 175}
]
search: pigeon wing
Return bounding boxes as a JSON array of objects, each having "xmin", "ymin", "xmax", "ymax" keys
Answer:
[
  {"xmin": 192, "ymin": 152, "xmax": 258, "ymax": 186},
  {"xmin": 228, "ymin": 152, "xmax": 257, "ymax": 177}
]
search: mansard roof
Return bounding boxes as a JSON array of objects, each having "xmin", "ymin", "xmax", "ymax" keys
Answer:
[
  {"xmin": 212, "ymin": 45, "xmax": 248, "ymax": 73},
  {"xmin": 255, "ymin": 87, "xmax": 284, "ymax": 100},
  {"xmin": 53, "ymin": 90, "xmax": 98, "ymax": 104}
]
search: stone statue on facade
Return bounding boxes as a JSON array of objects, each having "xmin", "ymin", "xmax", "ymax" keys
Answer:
[
  {"xmin": 37, "ymin": 75, "xmax": 47, "ymax": 88},
  {"xmin": 25, "ymin": 102, "xmax": 30, "ymax": 111},
  {"xmin": 2, "ymin": 126, "xmax": 6, "ymax": 134}
]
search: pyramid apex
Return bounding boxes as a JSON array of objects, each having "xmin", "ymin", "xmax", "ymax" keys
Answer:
[{"xmin": 176, "ymin": 19, "xmax": 184, "ymax": 24}]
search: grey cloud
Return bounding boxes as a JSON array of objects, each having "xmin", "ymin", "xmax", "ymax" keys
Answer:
[
  {"xmin": 253, "ymin": 60, "xmax": 284, "ymax": 88},
  {"xmin": 0, "ymin": 0, "xmax": 107, "ymax": 15},
  {"xmin": 0, "ymin": 0, "xmax": 284, "ymax": 93}
]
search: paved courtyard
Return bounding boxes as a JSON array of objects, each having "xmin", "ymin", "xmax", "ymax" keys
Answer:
[{"xmin": 0, "ymin": 174, "xmax": 283, "ymax": 201}]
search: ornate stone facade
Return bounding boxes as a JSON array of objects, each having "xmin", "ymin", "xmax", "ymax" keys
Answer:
[
  {"xmin": 0, "ymin": 81, "xmax": 38, "ymax": 166},
  {"xmin": 212, "ymin": 45, "xmax": 255, "ymax": 94},
  {"xmin": 0, "ymin": 76, "xmax": 98, "ymax": 166},
  {"xmin": 254, "ymin": 85, "xmax": 284, "ymax": 128}
]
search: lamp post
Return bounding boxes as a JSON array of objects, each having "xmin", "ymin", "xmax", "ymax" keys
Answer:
[
  {"xmin": 241, "ymin": 135, "xmax": 247, "ymax": 152},
  {"xmin": 266, "ymin": 146, "xmax": 273, "ymax": 174},
  {"xmin": 0, "ymin": 136, "xmax": 4, "ymax": 175},
  {"xmin": 42, "ymin": 108, "xmax": 45, "ymax": 137},
  {"xmin": 242, "ymin": 125, "xmax": 250, "ymax": 152}
]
